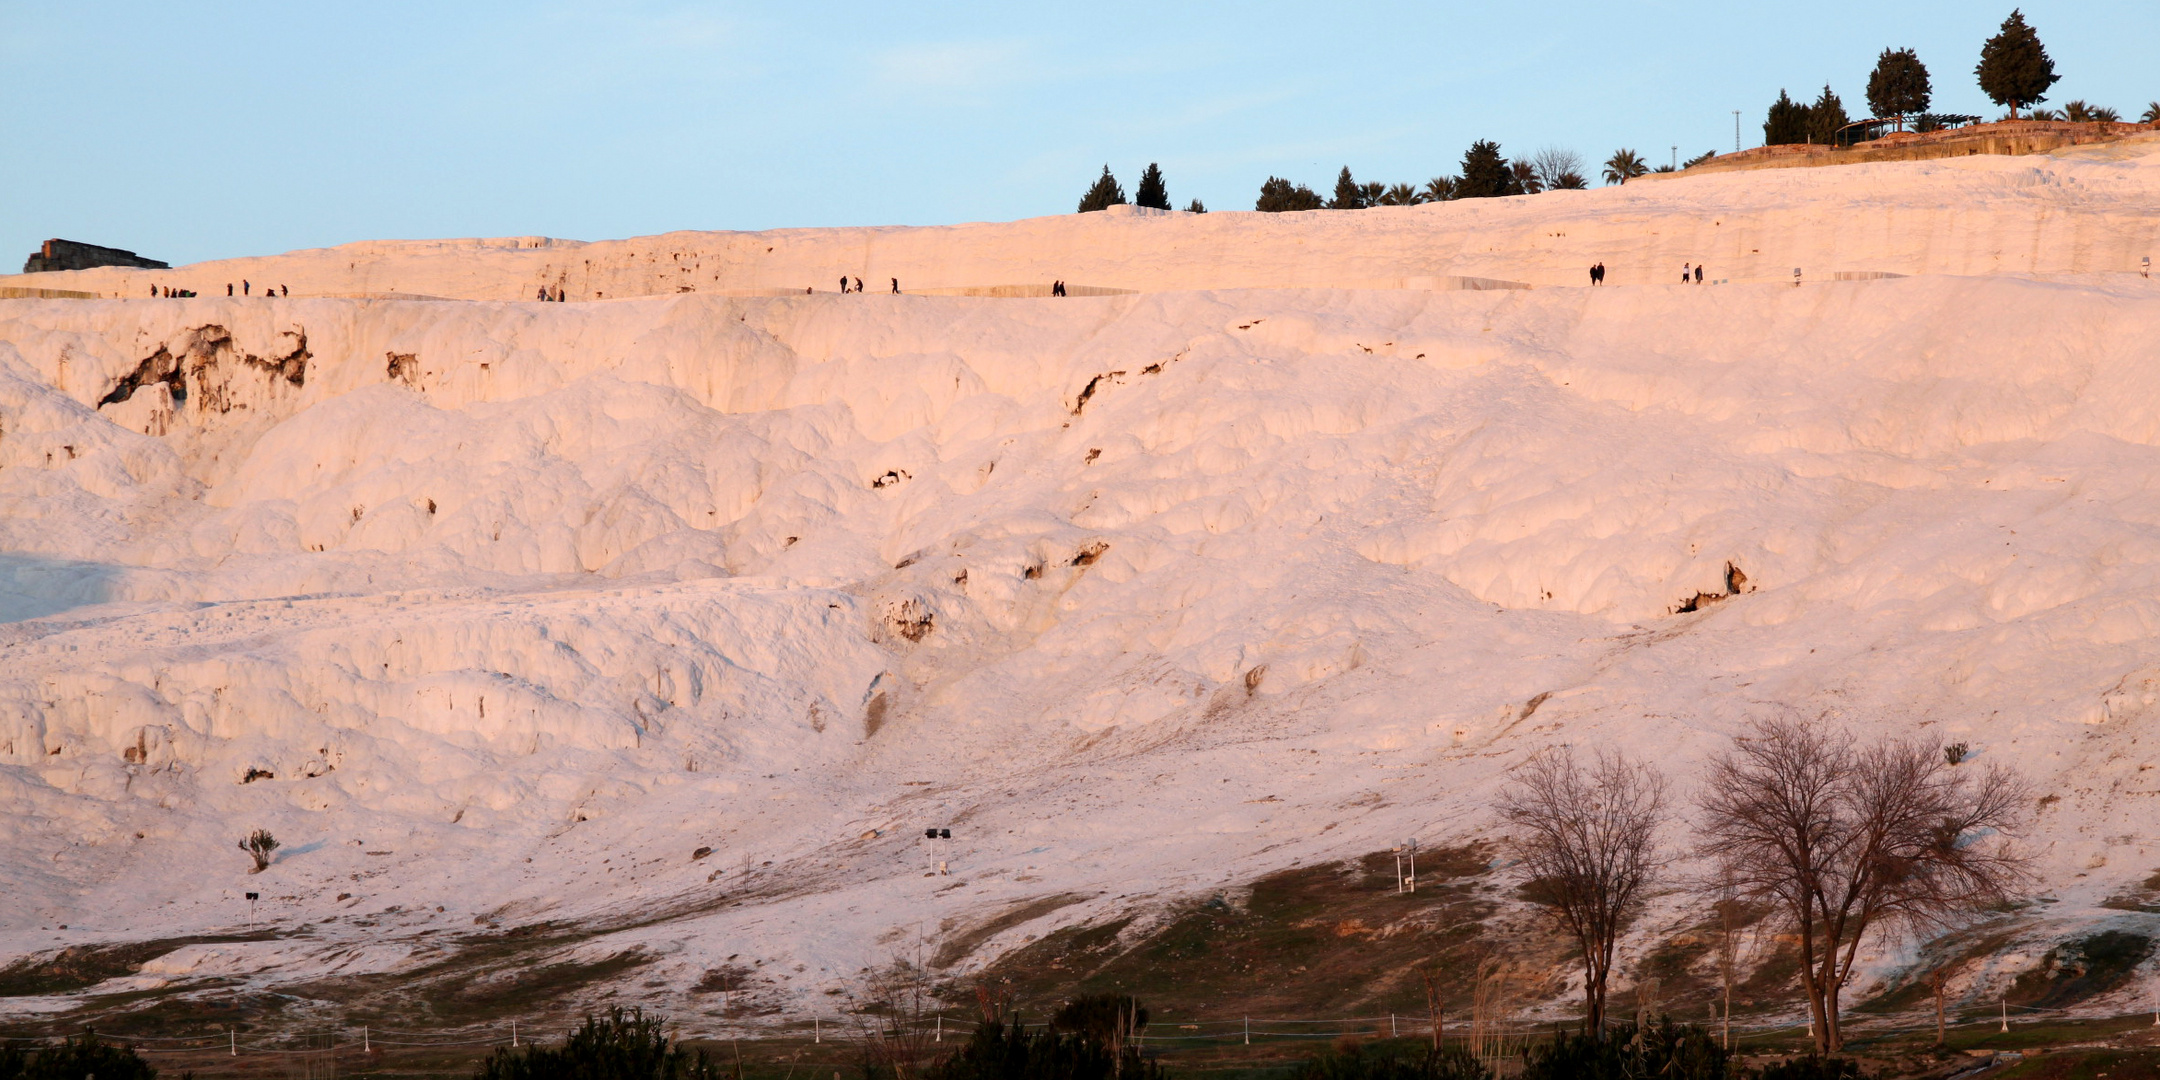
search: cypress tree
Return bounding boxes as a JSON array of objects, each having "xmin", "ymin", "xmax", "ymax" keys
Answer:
[
  {"xmin": 1077, "ymin": 166, "xmax": 1126, "ymax": 213},
  {"xmin": 1866, "ymin": 48, "xmax": 1932, "ymax": 128},
  {"xmin": 1808, "ymin": 85, "xmax": 1852, "ymax": 145},
  {"xmin": 1327, "ymin": 166, "xmax": 1365, "ymax": 209},
  {"xmin": 1456, "ymin": 140, "xmax": 1521, "ymax": 198},
  {"xmin": 1764, "ymin": 89, "xmax": 1812, "ymax": 145},
  {"xmin": 1186, "ymin": 198, "xmax": 1207, "ymax": 213},
  {"xmin": 1976, "ymin": 9, "xmax": 2059, "ymax": 119},
  {"xmin": 1255, "ymin": 177, "xmax": 1324, "ymax": 212},
  {"xmin": 1134, "ymin": 163, "xmax": 1170, "ymax": 210}
]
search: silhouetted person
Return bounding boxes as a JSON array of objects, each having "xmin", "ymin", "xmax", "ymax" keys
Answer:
[
  {"xmin": 280, "ymin": 284, "xmax": 288, "ymax": 296},
  {"xmin": 538, "ymin": 286, "xmax": 547, "ymax": 301},
  {"xmin": 228, "ymin": 284, "xmax": 235, "ymax": 296},
  {"xmin": 243, "ymin": 280, "xmax": 250, "ymax": 296},
  {"xmin": 839, "ymin": 277, "xmax": 848, "ymax": 293},
  {"xmin": 891, "ymin": 278, "xmax": 899, "ymax": 294},
  {"xmin": 1694, "ymin": 265, "xmax": 1703, "ymax": 284},
  {"xmin": 1680, "ymin": 263, "xmax": 1690, "ymax": 284},
  {"xmin": 854, "ymin": 277, "xmax": 863, "ymax": 293}
]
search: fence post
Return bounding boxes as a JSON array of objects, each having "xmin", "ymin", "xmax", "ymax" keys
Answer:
[
  {"xmin": 1244, "ymin": 1017, "xmax": 1250, "ymax": 1045},
  {"xmin": 2000, "ymin": 998, "xmax": 2008, "ymax": 1033},
  {"xmin": 816, "ymin": 1017, "xmax": 821, "ymax": 1043},
  {"xmin": 513, "ymin": 1020, "xmax": 520, "ymax": 1047},
  {"xmin": 364, "ymin": 1027, "xmax": 369, "ymax": 1053},
  {"xmin": 230, "ymin": 1028, "xmax": 236, "ymax": 1057},
  {"xmin": 937, "ymin": 1014, "xmax": 942, "ymax": 1043},
  {"xmin": 1390, "ymin": 1013, "xmax": 1396, "ymax": 1038}
]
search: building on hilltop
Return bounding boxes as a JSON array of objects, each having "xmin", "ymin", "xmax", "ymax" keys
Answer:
[{"xmin": 22, "ymin": 238, "xmax": 169, "ymax": 274}]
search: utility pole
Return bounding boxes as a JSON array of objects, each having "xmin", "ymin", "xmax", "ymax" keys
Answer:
[
  {"xmin": 1734, "ymin": 111, "xmax": 1742, "ymax": 152},
  {"xmin": 1671, "ymin": 145, "xmax": 1677, "ymax": 170}
]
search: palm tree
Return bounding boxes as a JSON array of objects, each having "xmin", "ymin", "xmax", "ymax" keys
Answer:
[
  {"xmin": 2063, "ymin": 100, "xmax": 2119, "ymax": 123},
  {"xmin": 1421, "ymin": 176, "xmax": 1458, "ymax": 202},
  {"xmin": 2025, "ymin": 107, "xmax": 2063, "ymax": 121},
  {"xmin": 1603, "ymin": 149, "xmax": 1648, "ymax": 185},
  {"xmin": 1379, "ymin": 183, "xmax": 1423, "ymax": 206},
  {"xmin": 1550, "ymin": 171, "xmax": 1589, "ymax": 190},
  {"xmin": 1511, "ymin": 161, "xmax": 1544, "ymax": 194},
  {"xmin": 1359, "ymin": 181, "xmax": 1387, "ymax": 207},
  {"xmin": 2144, "ymin": 102, "xmax": 2160, "ymax": 124}
]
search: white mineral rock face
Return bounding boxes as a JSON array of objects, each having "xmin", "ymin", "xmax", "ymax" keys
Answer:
[{"xmin": 4, "ymin": 136, "xmax": 2160, "ymax": 1025}]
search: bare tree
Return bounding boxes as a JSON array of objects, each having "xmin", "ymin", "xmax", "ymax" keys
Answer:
[
  {"xmin": 1712, "ymin": 862, "xmax": 1740, "ymax": 1050},
  {"xmin": 1498, "ymin": 747, "xmax": 1667, "ymax": 1038},
  {"xmin": 1694, "ymin": 717, "xmax": 2030, "ymax": 1052},
  {"xmin": 851, "ymin": 953, "xmax": 942, "ymax": 1080},
  {"xmin": 1530, "ymin": 147, "xmax": 1587, "ymax": 192}
]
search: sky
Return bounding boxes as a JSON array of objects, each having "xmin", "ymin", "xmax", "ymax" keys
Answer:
[{"xmin": 3, "ymin": 1, "xmax": 2154, "ymax": 267}]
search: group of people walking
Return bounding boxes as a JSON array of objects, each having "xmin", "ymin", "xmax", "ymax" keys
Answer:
[
  {"xmin": 835, "ymin": 277, "xmax": 903, "ymax": 294},
  {"xmin": 151, "ymin": 283, "xmax": 281, "ymax": 298},
  {"xmin": 1051, "ymin": 280, "xmax": 1068, "ymax": 296},
  {"xmin": 535, "ymin": 285, "xmax": 567, "ymax": 301},
  {"xmin": 1584, "ymin": 262, "xmax": 1709, "ymax": 286}
]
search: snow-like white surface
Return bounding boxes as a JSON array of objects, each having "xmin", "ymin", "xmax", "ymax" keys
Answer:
[
  {"xmin": 7, "ymin": 135, "xmax": 2160, "ymax": 303},
  {"xmin": 5, "ymin": 140, "xmax": 2160, "ymax": 1025}
]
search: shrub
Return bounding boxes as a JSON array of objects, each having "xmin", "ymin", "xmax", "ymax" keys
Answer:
[
  {"xmin": 2, "ymin": 1032, "xmax": 160, "ymax": 1080},
  {"xmin": 925, "ymin": 1017, "xmax": 1164, "ymax": 1080},
  {"xmin": 472, "ymin": 1008, "xmax": 719, "ymax": 1080},
  {"xmin": 1752, "ymin": 1054, "xmax": 1870, "ymax": 1080},
  {"xmin": 239, "ymin": 829, "xmax": 278, "ymax": 873},
  {"xmin": 1050, "ymin": 994, "xmax": 1147, "ymax": 1043},
  {"xmin": 1291, "ymin": 1042, "xmax": 1490, "ymax": 1080},
  {"xmin": 1519, "ymin": 1020, "xmax": 1728, "ymax": 1080}
]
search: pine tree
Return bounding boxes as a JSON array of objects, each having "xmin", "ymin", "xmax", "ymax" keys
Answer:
[
  {"xmin": 1976, "ymin": 9, "xmax": 2059, "ymax": 119},
  {"xmin": 1457, "ymin": 140, "xmax": 1521, "ymax": 198},
  {"xmin": 1764, "ymin": 88, "xmax": 1812, "ymax": 145},
  {"xmin": 1808, "ymin": 85, "xmax": 1852, "ymax": 145},
  {"xmin": 1186, "ymin": 198, "xmax": 1207, "ymax": 214},
  {"xmin": 1866, "ymin": 48, "xmax": 1932, "ymax": 129},
  {"xmin": 1077, "ymin": 166, "xmax": 1126, "ymax": 213},
  {"xmin": 1327, "ymin": 166, "xmax": 1366, "ymax": 209},
  {"xmin": 1255, "ymin": 177, "xmax": 1324, "ymax": 212},
  {"xmin": 1134, "ymin": 163, "xmax": 1170, "ymax": 210}
]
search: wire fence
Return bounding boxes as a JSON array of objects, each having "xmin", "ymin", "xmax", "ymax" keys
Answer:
[{"xmin": 2, "ymin": 998, "xmax": 2149, "ymax": 1060}]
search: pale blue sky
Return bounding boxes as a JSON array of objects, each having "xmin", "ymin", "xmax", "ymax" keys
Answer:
[{"xmin": 3, "ymin": 1, "xmax": 2153, "ymax": 267}]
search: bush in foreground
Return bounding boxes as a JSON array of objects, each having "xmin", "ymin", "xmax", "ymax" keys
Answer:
[
  {"xmin": 1290, "ymin": 1042, "xmax": 1490, "ymax": 1080},
  {"xmin": 1, "ymin": 1032, "xmax": 160, "ymax": 1080},
  {"xmin": 472, "ymin": 1009, "xmax": 718, "ymax": 1080},
  {"xmin": 925, "ymin": 1017, "xmax": 1164, "ymax": 1080},
  {"xmin": 1519, "ymin": 1020, "xmax": 1728, "ymax": 1080}
]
